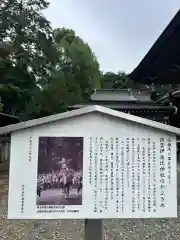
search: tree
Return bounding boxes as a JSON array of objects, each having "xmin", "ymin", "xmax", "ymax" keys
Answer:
[
  {"xmin": 100, "ymin": 72, "xmax": 119, "ymax": 89},
  {"xmin": 150, "ymin": 84, "xmax": 178, "ymax": 101},
  {"xmin": 26, "ymin": 28, "xmax": 101, "ymax": 119},
  {"xmin": 0, "ymin": 1, "xmax": 101, "ymax": 119},
  {"xmin": 54, "ymin": 28, "xmax": 101, "ymax": 101},
  {"xmin": 0, "ymin": 0, "xmax": 55, "ymax": 81},
  {"xmin": 25, "ymin": 72, "xmax": 71, "ymax": 119},
  {"xmin": 100, "ymin": 71, "xmax": 145, "ymax": 89},
  {"xmin": 0, "ymin": 0, "xmax": 57, "ymax": 117}
]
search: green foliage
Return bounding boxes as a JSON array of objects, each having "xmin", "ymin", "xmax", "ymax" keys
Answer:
[
  {"xmin": 0, "ymin": 0, "xmax": 101, "ymax": 120},
  {"xmin": 100, "ymin": 72, "xmax": 178, "ymax": 102},
  {"xmin": 27, "ymin": 28, "xmax": 101, "ymax": 119},
  {"xmin": 0, "ymin": 57, "xmax": 36, "ymax": 116},
  {"xmin": 3, "ymin": 0, "xmax": 176, "ymax": 121},
  {"xmin": 150, "ymin": 84, "xmax": 178, "ymax": 101},
  {"xmin": 0, "ymin": 0, "xmax": 55, "ymax": 81},
  {"xmin": 54, "ymin": 28, "xmax": 101, "ymax": 99},
  {"xmin": 100, "ymin": 71, "xmax": 144, "ymax": 89},
  {"xmin": 0, "ymin": 0, "xmax": 55, "ymax": 118}
]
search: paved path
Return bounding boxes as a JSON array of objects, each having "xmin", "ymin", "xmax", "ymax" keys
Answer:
[{"xmin": 1, "ymin": 174, "xmax": 180, "ymax": 239}]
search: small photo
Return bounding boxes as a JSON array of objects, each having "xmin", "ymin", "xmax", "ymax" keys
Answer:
[{"xmin": 36, "ymin": 137, "xmax": 83, "ymax": 206}]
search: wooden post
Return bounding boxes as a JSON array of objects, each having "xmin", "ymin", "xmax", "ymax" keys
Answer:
[{"xmin": 84, "ymin": 219, "xmax": 103, "ymax": 240}]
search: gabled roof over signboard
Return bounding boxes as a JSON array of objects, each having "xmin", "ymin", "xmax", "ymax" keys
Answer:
[
  {"xmin": 68, "ymin": 103, "xmax": 174, "ymax": 111},
  {"xmin": 0, "ymin": 105, "xmax": 180, "ymax": 136}
]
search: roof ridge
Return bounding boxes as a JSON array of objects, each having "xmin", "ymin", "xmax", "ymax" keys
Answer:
[{"xmin": 0, "ymin": 105, "xmax": 179, "ymax": 136}]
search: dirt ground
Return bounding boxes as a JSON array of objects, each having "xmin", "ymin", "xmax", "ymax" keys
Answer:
[{"xmin": 1, "ymin": 173, "xmax": 180, "ymax": 240}]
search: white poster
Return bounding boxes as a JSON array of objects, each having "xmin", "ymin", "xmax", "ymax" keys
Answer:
[{"xmin": 8, "ymin": 132, "xmax": 177, "ymax": 219}]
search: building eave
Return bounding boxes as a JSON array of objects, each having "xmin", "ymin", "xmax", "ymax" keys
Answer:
[{"xmin": 130, "ymin": 10, "xmax": 180, "ymax": 84}]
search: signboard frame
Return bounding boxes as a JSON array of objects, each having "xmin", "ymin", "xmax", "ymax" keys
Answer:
[{"xmin": 0, "ymin": 105, "xmax": 179, "ymax": 239}]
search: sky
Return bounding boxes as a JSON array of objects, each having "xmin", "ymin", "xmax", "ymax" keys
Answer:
[{"xmin": 44, "ymin": 1, "xmax": 180, "ymax": 74}]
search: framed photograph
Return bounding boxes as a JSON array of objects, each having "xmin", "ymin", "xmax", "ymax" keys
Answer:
[{"xmin": 36, "ymin": 137, "xmax": 83, "ymax": 206}]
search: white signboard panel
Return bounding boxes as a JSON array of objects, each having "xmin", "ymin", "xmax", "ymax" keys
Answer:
[{"xmin": 8, "ymin": 113, "xmax": 177, "ymax": 219}]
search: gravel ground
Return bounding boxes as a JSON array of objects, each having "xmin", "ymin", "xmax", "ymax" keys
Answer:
[{"xmin": 1, "ymin": 174, "xmax": 180, "ymax": 240}]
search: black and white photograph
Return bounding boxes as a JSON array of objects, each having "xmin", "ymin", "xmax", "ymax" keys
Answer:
[{"xmin": 36, "ymin": 137, "xmax": 83, "ymax": 206}]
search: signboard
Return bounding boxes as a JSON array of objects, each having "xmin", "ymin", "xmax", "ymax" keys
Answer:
[{"xmin": 7, "ymin": 114, "xmax": 177, "ymax": 219}]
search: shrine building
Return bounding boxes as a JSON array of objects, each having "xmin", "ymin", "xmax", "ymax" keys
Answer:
[
  {"xmin": 68, "ymin": 89, "xmax": 175, "ymax": 125},
  {"xmin": 130, "ymin": 9, "xmax": 180, "ymax": 85}
]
